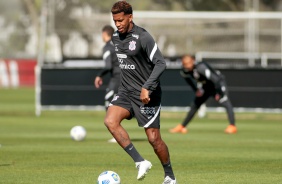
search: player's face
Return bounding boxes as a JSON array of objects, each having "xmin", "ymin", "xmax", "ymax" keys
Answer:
[
  {"xmin": 112, "ymin": 12, "xmax": 133, "ymax": 34},
  {"xmin": 182, "ymin": 56, "xmax": 194, "ymax": 71},
  {"xmin": 101, "ymin": 32, "xmax": 108, "ymax": 42}
]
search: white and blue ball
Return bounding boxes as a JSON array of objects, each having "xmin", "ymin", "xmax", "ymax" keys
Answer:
[
  {"xmin": 70, "ymin": 126, "xmax": 86, "ymax": 141},
  {"xmin": 97, "ymin": 171, "xmax": 121, "ymax": 184}
]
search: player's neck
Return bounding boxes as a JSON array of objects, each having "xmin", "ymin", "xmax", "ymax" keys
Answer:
[{"xmin": 127, "ymin": 22, "xmax": 134, "ymax": 33}]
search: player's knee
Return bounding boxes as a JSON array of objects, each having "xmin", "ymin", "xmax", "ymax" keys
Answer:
[
  {"xmin": 104, "ymin": 117, "xmax": 116, "ymax": 129},
  {"xmin": 148, "ymin": 135, "xmax": 162, "ymax": 148}
]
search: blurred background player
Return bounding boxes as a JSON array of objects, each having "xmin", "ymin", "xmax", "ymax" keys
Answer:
[
  {"xmin": 198, "ymin": 103, "xmax": 207, "ymax": 118},
  {"xmin": 94, "ymin": 25, "xmax": 121, "ymax": 143},
  {"xmin": 170, "ymin": 54, "xmax": 237, "ymax": 134}
]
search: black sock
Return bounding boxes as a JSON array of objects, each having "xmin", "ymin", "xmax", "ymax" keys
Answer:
[
  {"xmin": 163, "ymin": 161, "xmax": 175, "ymax": 180},
  {"xmin": 124, "ymin": 143, "xmax": 144, "ymax": 162}
]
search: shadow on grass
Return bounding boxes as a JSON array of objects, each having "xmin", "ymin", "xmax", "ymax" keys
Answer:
[
  {"xmin": 131, "ymin": 138, "xmax": 147, "ymax": 142},
  {"xmin": 0, "ymin": 163, "xmax": 13, "ymax": 167}
]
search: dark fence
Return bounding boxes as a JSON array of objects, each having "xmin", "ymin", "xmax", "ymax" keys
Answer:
[{"xmin": 41, "ymin": 67, "xmax": 282, "ymax": 108}]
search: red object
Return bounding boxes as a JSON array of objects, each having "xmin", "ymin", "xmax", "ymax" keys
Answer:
[{"xmin": 1, "ymin": 59, "xmax": 37, "ymax": 87}]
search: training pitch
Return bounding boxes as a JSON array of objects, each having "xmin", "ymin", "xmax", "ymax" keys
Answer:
[{"xmin": 0, "ymin": 88, "xmax": 281, "ymax": 183}]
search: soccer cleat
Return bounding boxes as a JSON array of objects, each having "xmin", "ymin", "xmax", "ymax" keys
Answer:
[
  {"xmin": 224, "ymin": 125, "xmax": 237, "ymax": 134},
  {"xmin": 107, "ymin": 137, "xmax": 117, "ymax": 143},
  {"xmin": 169, "ymin": 124, "xmax": 188, "ymax": 134},
  {"xmin": 135, "ymin": 160, "xmax": 152, "ymax": 180},
  {"xmin": 162, "ymin": 176, "xmax": 177, "ymax": 184}
]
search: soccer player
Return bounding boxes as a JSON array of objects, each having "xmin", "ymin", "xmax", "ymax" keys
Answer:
[
  {"xmin": 94, "ymin": 25, "xmax": 121, "ymax": 143},
  {"xmin": 170, "ymin": 54, "xmax": 237, "ymax": 134},
  {"xmin": 104, "ymin": 1, "xmax": 177, "ymax": 184}
]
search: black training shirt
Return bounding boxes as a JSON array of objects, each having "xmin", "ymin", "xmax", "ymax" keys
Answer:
[
  {"xmin": 180, "ymin": 61, "xmax": 225, "ymax": 96},
  {"xmin": 112, "ymin": 24, "xmax": 166, "ymax": 96}
]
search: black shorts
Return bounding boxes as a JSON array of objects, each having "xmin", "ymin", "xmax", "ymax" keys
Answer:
[
  {"xmin": 104, "ymin": 78, "xmax": 120, "ymax": 108},
  {"xmin": 109, "ymin": 91, "xmax": 161, "ymax": 129}
]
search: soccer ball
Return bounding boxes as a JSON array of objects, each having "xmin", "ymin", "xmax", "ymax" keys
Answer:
[
  {"xmin": 70, "ymin": 126, "xmax": 86, "ymax": 141},
  {"xmin": 97, "ymin": 171, "xmax": 121, "ymax": 184}
]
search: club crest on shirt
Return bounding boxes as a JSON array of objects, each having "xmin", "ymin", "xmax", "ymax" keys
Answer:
[
  {"xmin": 129, "ymin": 40, "xmax": 136, "ymax": 51},
  {"xmin": 193, "ymin": 70, "xmax": 200, "ymax": 79}
]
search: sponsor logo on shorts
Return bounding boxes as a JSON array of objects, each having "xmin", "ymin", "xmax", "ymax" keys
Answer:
[{"xmin": 140, "ymin": 106, "xmax": 156, "ymax": 115}]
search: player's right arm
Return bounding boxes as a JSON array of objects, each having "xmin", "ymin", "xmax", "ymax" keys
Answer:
[
  {"xmin": 97, "ymin": 46, "xmax": 113, "ymax": 78},
  {"xmin": 180, "ymin": 69, "xmax": 197, "ymax": 91},
  {"xmin": 94, "ymin": 76, "xmax": 103, "ymax": 88}
]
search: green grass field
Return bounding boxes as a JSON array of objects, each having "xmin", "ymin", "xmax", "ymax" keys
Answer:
[{"xmin": 0, "ymin": 88, "xmax": 282, "ymax": 184}]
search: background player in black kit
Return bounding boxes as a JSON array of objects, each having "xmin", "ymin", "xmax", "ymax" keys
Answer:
[
  {"xmin": 94, "ymin": 25, "xmax": 120, "ymax": 143},
  {"xmin": 170, "ymin": 54, "xmax": 237, "ymax": 134},
  {"xmin": 104, "ymin": 1, "xmax": 177, "ymax": 184}
]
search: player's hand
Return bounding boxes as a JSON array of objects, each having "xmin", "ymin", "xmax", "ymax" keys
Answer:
[
  {"xmin": 94, "ymin": 77, "xmax": 103, "ymax": 88},
  {"xmin": 215, "ymin": 94, "xmax": 221, "ymax": 101},
  {"xmin": 140, "ymin": 88, "xmax": 150, "ymax": 104},
  {"xmin": 196, "ymin": 89, "xmax": 204, "ymax": 97}
]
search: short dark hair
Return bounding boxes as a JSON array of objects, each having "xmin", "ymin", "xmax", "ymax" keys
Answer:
[
  {"xmin": 102, "ymin": 25, "xmax": 114, "ymax": 36},
  {"xmin": 111, "ymin": 1, "xmax": 132, "ymax": 15},
  {"xmin": 182, "ymin": 54, "xmax": 195, "ymax": 60}
]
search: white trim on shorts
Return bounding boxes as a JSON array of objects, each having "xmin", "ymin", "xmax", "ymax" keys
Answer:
[{"xmin": 143, "ymin": 105, "xmax": 161, "ymax": 128}]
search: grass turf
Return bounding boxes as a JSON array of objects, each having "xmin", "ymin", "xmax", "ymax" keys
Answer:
[{"xmin": 0, "ymin": 88, "xmax": 282, "ymax": 183}]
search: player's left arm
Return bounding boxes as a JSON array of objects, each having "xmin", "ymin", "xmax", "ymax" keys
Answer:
[
  {"xmin": 141, "ymin": 32, "xmax": 166, "ymax": 91},
  {"xmin": 140, "ymin": 32, "xmax": 166, "ymax": 104}
]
